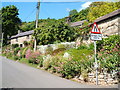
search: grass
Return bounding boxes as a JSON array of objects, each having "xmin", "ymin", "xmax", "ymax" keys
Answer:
[
  {"xmin": 19, "ymin": 58, "xmax": 38, "ymax": 68},
  {"xmin": 65, "ymin": 48, "xmax": 93, "ymax": 61}
]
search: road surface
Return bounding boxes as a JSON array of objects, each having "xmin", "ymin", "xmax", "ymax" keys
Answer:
[{"xmin": 0, "ymin": 56, "xmax": 118, "ymax": 88}]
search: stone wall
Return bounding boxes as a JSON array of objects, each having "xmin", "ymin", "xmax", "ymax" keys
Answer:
[
  {"xmin": 37, "ymin": 42, "xmax": 76, "ymax": 54},
  {"xmin": 11, "ymin": 35, "xmax": 32, "ymax": 47},
  {"xmin": 97, "ymin": 16, "xmax": 120, "ymax": 37}
]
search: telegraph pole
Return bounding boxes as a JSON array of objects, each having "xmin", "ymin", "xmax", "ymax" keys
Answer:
[
  {"xmin": 0, "ymin": 33, "xmax": 4, "ymax": 54},
  {"xmin": 34, "ymin": 0, "xmax": 40, "ymax": 51}
]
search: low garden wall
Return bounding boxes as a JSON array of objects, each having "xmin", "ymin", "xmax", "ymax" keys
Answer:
[{"xmin": 37, "ymin": 42, "xmax": 76, "ymax": 54}]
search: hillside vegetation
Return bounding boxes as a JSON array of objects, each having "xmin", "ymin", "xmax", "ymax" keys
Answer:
[{"xmin": 20, "ymin": 1, "xmax": 120, "ymax": 32}]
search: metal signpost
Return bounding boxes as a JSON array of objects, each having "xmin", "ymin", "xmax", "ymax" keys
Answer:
[{"xmin": 90, "ymin": 22, "xmax": 102, "ymax": 85}]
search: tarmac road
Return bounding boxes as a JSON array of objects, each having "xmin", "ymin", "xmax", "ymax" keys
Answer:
[{"xmin": 0, "ymin": 56, "xmax": 118, "ymax": 88}]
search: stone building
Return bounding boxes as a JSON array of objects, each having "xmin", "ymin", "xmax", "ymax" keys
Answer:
[
  {"xmin": 94, "ymin": 9, "xmax": 120, "ymax": 37},
  {"xmin": 10, "ymin": 30, "xmax": 34, "ymax": 47},
  {"xmin": 10, "ymin": 9, "xmax": 120, "ymax": 47}
]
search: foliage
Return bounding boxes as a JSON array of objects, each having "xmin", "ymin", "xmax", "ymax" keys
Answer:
[
  {"xmin": 45, "ymin": 46, "xmax": 53, "ymax": 55},
  {"xmin": 66, "ymin": 48, "xmax": 93, "ymax": 61},
  {"xmin": 12, "ymin": 44, "xmax": 19, "ymax": 48},
  {"xmin": 14, "ymin": 47, "xmax": 21, "ymax": 55},
  {"xmin": 27, "ymin": 51, "xmax": 41, "ymax": 64},
  {"xmin": 49, "ymin": 56, "xmax": 68, "ymax": 73},
  {"xmin": 34, "ymin": 21, "xmax": 77, "ymax": 45},
  {"xmin": 69, "ymin": 8, "xmax": 89, "ymax": 22},
  {"xmin": 77, "ymin": 44, "xmax": 88, "ymax": 50},
  {"xmin": 87, "ymin": 1, "xmax": 120, "ymax": 22},
  {"xmin": 20, "ymin": 21, "xmax": 35, "ymax": 32},
  {"xmin": 97, "ymin": 35, "xmax": 119, "ymax": 51},
  {"xmin": 21, "ymin": 47, "xmax": 29, "ymax": 58},
  {"xmin": 43, "ymin": 57, "xmax": 52, "ymax": 70},
  {"xmin": 13, "ymin": 56, "xmax": 19, "ymax": 60},
  {"xmin": 62, "ymin": 59, "xmax": 81, "ymax": 79},
  {"xmin": 1, "ymin": 5, "xmax": 21, "ymax": 44},
  {"xmin": 25, "ymin": 49, "xmax": 32, "ymax": 59},
  {"xmin": 69, "ymin": 9, "xmax": 78, "ymax": 16},
  {"xmin": 37, "ymin": 56, "xmax": 44, "ymax": 67},
  {"xmin": 51, "ymin": 48, "xmax": 66, "ymax": 56},
  {"xmin": 23, "ymin": 41, "xmax": 28, "ymax": 46},
  {"xmin": 97, "ymin": 35, "xmax": 120, "ymax": 74}
]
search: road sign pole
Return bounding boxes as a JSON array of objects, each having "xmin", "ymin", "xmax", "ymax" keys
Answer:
[{"xmin": 94, "ymin": 40, "xmax": 98, "ymax": 85}]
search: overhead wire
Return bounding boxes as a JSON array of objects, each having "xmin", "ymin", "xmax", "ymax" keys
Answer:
[{"xmin": 24, "ymin": 7, "xmax": 36, "ymax": 21}]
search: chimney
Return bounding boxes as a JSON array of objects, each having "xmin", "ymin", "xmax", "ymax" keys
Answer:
[{"xmin": 18, "ymin": 30, "xmax": 21, "ymax": 34}]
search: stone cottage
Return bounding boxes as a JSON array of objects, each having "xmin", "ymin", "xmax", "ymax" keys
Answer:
[
  {"xmin": 10, "ymin": 9, "xmax": 120, "ymax": 47},
  {"xmin": 10, "ymin": 30, "xmax": 34, "ymax": 47},
  {"xmin": 94, "ymin": 9, "xmax": 120, "ymax": 37}
]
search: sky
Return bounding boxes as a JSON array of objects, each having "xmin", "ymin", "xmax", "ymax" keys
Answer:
[{"xmin": 1, "ymin": 0, "xmax": 113, "ymax": 22}]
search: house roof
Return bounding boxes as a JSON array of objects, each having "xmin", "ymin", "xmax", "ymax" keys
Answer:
[
  {"xmin": 94, "ymin": 9, "xmax": 120, "ymax": 23},
  {"xmin": 11, "ymin": 30, "xmax": 34, "ymax": 39},
  {"xmin": 70, "ymin": 20, "xmax": 87, "ymax": 27}
]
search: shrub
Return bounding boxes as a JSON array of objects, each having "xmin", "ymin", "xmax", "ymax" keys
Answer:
[
  {"xmin": 21, "ymin": 47, "xmax": 29, "ymax": 58},
  {"xmin": 49, "ymin": 56, "xmax": 67, "ymax": 73},
  {"xmin": 81, "ymin": 69, "xmax": 88, "ymax": 82},
  {"xmin": 13, "ymin": 56, "xmax": 19, "ymax": 60},
  {"xmin": 51, "ymin": 48, "xmax": 66, "ymax": 56},
  {"xmin": 25, "ymin": 49, "xmax": 32, "ymax": 59},
  {"xmin": 46, "ymin": 46, "xmax": 53, "ymax": 55},
  {"xmin": 26, "ymin": 50, "xmax": 41, "ymax": 64},
  {"xmin": 14, "ymin": 47, "xmax": 21, "ymax": 55},
  {"xmin": 88, "ymin": 43, "xmax": 94, "ymax": 50},
  {"xmin": 97, "ymin": 35, "xmax": 119, "ymax": 52},
  {"xmin": 43, "ymin": 58, "xmax": 52, "ymax": 70},
  {"xmin": 37, "ymin": 56, "xmax": 44, "ymax": 67},
  {"xmin": 77, "ymin": 44, "xmax": 88, "ymax": 50},
  {"xmin": 57, "ymin": 44, "xmax": 65, "ymax": 49},
  {"xmin": 6, "ymin": 52, "xmax": 13, "ymax": 58},
  {"xmin": 61, "ymin": 59, "xmax": 81, "ymax": 79},
  {"xmin": 23, "ymin": 41, "xmax": 28, "ymax": 46},
  {"xmin": 12, "ymin": 44, "xmax": 19, "ymax": 48}
]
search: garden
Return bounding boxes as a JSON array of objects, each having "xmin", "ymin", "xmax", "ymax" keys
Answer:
[{"xmin": 1, "ymin": 35, "xmax": 119, "ymax": 85}]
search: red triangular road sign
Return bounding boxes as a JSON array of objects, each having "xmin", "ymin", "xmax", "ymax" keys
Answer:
[{"xmin": 91, "ymin": 22, "xmax": 101, "ymax": 34}]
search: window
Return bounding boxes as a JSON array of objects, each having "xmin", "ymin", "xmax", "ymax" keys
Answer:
[{"xmin": 20, "ymin": 44, "xmax": 23, "ymax": 47}]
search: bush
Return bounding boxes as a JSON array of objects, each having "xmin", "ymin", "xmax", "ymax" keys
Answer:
[
  {"xmin": 25, "ymin": 49, "xmax": 32, "ymax": 59},
  {"xmin": 21, "ymin": 47, "xmax": 29, "ymax": 58},
  {"xmin": 51, "ymin": 48, "xmax": 66, "ymax": 56},
  {"xmin": 13, "ymin": 56, "xmax": 19, "ymax": 60},
  {"xmin": 12, "ymin": 44, "xmax": 19, "ymax": 48},
  {"xmin": 43, "ymin": 58, "xmax": 52, "ymax": 70},
  {"xmin": 23, "ymin": 41, "xmax": 28, "ymax": 46},
  {"xmin": 46, "ymin": 46, "xmax": 53, "ymax": 55},
  {"xmin": 61, "ymin": 59, "xmax": 81, "ymax": 79},
  {"xmin": 37, "ymin": 56, "xmax": 44, "ymax": 67},
  {"xmin": 97, "ymin": 35, "xmax": 119, "ymax": 51},
  {"xmin": 81, "ymin": 69, "xmax": 88, "ymax": 82},
  {"xmin": 6, "ymin": 52, "xmax": 13, "ymax": 58},
  {"xmin": 49, "ymin": 56, "xmax": 67, "ymax": 73},
  {"xmin": 88, "ymin": 43, "xmax": 94, "ymax": 50},
  {"xmin": 26, "ymin": 50, "xmax": 41, "ymax": 64},
  {"xmin": 77, "ymin": 44, "xmax": 88, "ymax": 50},
  {"xmin": 14, "ymin": 47, "xmax": 21, "ymax": 55}
]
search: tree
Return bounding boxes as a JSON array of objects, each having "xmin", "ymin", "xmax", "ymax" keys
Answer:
[
  {"xmin": 1, "ymin": 5, "xmax": 21, "ymax": 45},
  {"xmin": 87, "ymin": 1, "xmax": 120, "ymax": 22},
  {"xmin": 33, "ymin": 21, "xmax": 77, "ymax": 45},
  {"xmin": 69, "ymin": 9, "xmax": 78, "ymax": 16}
]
